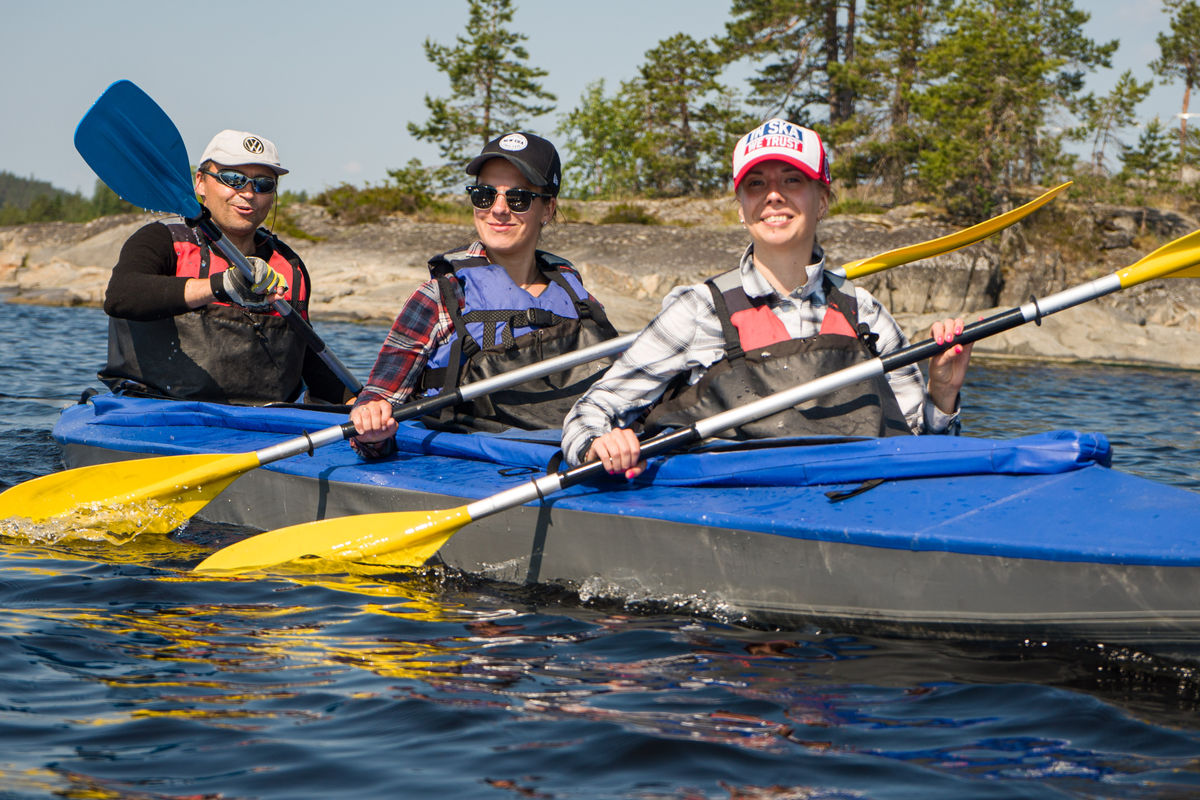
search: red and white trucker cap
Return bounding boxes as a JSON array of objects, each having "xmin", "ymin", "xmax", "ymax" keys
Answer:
[{"xmin": 732, "ymin": 119, "xmax": 830, "ymax": 190}]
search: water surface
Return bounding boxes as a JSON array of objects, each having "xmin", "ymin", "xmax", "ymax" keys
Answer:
[{"xmin": 2, "ymin": 302, "xmax": 1199, "ymax": 799}]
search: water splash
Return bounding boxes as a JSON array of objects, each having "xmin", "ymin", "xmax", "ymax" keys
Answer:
[{"xmin": 0, "ymin": 497, "xmax": 188, "ymax": 544}]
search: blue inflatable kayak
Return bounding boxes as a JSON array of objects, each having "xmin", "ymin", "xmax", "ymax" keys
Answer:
[{"xmin": 52, "ymin": 393, "xmax": 1200, "ymax": 647}]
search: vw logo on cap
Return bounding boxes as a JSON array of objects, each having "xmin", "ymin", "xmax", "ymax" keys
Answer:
[
  {"xmin": 498, "ymin": 133, "xmax": 528, "ymax": 152},
  {"xmin": 242, "ymin": 136, "xmax": 265, "ymax": 155}
]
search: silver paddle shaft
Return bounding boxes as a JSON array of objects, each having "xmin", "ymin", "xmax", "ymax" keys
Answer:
[{"xmin": 251, "ymin": 332, "xmax": 638, "ymax": 467}]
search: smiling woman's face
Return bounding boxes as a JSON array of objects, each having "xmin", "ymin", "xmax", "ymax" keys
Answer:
[
  {"xmin": 736, "ymin": 160, "xmax": 828, "ymax": 254},
  {"xmin": 472, "ymin": 159, "xmax": 555, "ymax": 262}
]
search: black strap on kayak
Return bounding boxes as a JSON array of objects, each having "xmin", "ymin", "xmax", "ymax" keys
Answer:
[
  {"xmin": 825, "ymin": 478, "xmax": 886, "ymax": 502},
  {"xmin": 499, "ymin": 466, "xmax": 540, "ymax": 477},
  {"xmin": 544, "ymin": 449, "xmax": 566, "ymax": 474}
]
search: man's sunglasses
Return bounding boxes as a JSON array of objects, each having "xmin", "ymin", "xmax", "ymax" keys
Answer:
[
  {"xmin": 466, "ymin": 184, "xmax": 553, "ymax": 213},
  {"xmin": 201, "ymin": 169, "xmax": 278, "ymax": 194}
]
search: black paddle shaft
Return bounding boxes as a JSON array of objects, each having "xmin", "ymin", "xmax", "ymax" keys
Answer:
[{"xmin": 556, "ymin": 306, "xmax": 1032, "ymax": 491}]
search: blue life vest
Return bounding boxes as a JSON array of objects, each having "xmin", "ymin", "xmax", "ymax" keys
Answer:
[{"xmin": 419, "ymin": 246, "xmax": 619, "ymax": 431}]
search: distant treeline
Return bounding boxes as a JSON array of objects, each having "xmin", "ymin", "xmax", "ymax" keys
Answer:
[
  {"xmin": 8, "ymin": 0, "xmax": 1200, "ymax": 227},
  {"xmin": 398, "ymin": 0, "xmax": 1200, "ymax": 220},
  {"xmin": 0, "ymin": 171, "xmax": 135, "ymax": 225}
]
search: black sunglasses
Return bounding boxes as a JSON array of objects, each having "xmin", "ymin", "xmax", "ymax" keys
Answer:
[
  {"xmin": 466, "ymin": 184, "xmax": 553, "ymax": 213},
  {"xmin": 201, "ymin": 169, "xmax": 278, "ymax": 194}
]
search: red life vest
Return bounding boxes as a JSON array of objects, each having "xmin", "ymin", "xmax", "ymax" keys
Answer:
[
  {"xmin": 101, "ymin": 219, "xmax": 315, "ymax": 405},
  {"xmin": 172, "ymin": 227, "xmax": 309, "ymax": 310},
  {"xmin": 718, "ymin": 271, "xmax": 862, "ymax": 351},
  {"xmin": 644, "ymin": 267, "xmax": 911, "ymax": 440}
]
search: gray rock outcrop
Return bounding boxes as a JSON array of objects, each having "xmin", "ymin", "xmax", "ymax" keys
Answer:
[{"xmin": 3, "ymin": 199, "xmax": 1200, "ymax": 370}]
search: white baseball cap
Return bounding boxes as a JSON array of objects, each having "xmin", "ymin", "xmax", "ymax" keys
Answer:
[
  {"xmin": 199, "ymin": 129, "xmax": 289, "ymax": 175},
  {"xmin": 732, "ymin": 119, "xmax": 830, "ymax": 190}
]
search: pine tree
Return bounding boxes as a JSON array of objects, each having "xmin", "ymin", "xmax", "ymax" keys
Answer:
[
  {"xmin": 840, "ymin": 0, "xmax": 945, "ymax": 200},
  {"xmin": 407, "ymin": 0, "xmax": 556, "ymax": 187},
  {"xmin": 556, "ymin": 80, "xmax": 645, "ymax": 198},
  {"xmin": 1150, "ymin": 0, "xmax": 1200, "ymax": 168},
  {"xmin": 1074, "ymin": 70, "xmax": 1154, "ymax": 173},
  {"xmin": 913, "ymin": 0, "xmax": 1115, "ymax": 217},
  {"xmin": 558, "ymin": 35, "xmax": 753, "ymax": 198},
  {"xmin": 719, "ymin": 0, "xmax": 859, "ymax": 126},
  {"xmin": 637, "ymin": 34, "xmax": 753, "ymax": 196},
  {"xmin": 1120, "ymin": 116, "xmax": 1176, "ymax": 183}
]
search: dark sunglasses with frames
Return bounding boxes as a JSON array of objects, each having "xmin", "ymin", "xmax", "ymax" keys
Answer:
[
  {"xmin": 200, "ymin": 169, "xmax": 278, "ymax": 194},
  {"xmin": 466, "ymin": 184, "xmax": 554, "ymax": 213}
]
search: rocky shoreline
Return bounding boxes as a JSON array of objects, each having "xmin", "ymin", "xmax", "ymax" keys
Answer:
[{"xmin": 3, "ymin": 199, "xmax": 1200, "ymax": 370}]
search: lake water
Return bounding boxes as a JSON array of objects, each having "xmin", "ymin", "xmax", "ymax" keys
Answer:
[{"xmin": 2, "ymin": 301, "xmax": 1200, "ymax": 799}]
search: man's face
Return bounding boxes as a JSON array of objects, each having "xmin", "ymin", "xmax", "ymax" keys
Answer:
[{"xmin": 194, "ymin": 162, "xmax": 276, "ymax": 239}]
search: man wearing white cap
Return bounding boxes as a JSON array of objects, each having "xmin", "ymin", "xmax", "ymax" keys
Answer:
[
  {"xmin": 563, "ymin": 119, "xmax": 974, "ymax": 477},
  {"xmin": 100, "ymin": 129, "xmax": 346, "ymax": 405}
]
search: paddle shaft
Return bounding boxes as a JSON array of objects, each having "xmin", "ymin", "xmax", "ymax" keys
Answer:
[
  {"xmin": 254, "ymin": 331, "xmax": 639, "ymax": 464},
  {"xmin": 456, "ymin": 271, "xmax": 1139, "ymax": 523}
]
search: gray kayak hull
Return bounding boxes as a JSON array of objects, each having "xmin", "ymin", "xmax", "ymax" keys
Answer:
[{"xmin": 51, "ymin": 395, "xmax": 1200, "ymax": 647}]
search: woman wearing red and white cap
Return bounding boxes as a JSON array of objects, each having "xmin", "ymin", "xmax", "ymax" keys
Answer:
[{"xmin": 562, "ymin": 119, "xmax": 973, "ymax": 477}]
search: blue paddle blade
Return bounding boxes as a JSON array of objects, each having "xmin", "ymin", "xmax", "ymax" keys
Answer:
[{"xmin": 73, "ymin": 80, "xmax": 203, "ymax": 218}]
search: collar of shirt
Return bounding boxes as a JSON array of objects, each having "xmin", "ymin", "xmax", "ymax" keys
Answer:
[{"xmin": 737, "ymin": 243, "xmax": 829, "ymax": 304}]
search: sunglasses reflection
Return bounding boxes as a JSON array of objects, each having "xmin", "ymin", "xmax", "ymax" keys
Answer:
[
  {"xmin": 466, "ymin": 183, "xmax": 552, "ymax": 213},
  {"xmin": 201, "ymin": 169, "xmax": 277, "ymax": 194}
]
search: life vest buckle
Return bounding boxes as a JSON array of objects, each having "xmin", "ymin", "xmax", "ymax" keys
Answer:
[{"xmin": 517, "ymin": 308, "xmax": 556, "ymax": 328}]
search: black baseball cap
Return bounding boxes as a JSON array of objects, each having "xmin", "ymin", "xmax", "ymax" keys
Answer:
[{"xmin": 466, "ymin": 132, "xmax": 561, "ymax": 195}]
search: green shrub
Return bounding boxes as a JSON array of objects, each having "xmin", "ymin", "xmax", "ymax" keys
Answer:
[
  {"xmin": 599, "ymin": 203, "xmax": 660, "ymax": 225},
  {"xmin": 554, "ymin": 201, "xmax": 584, "ymax": 222},
  {"xmin": 271, "ymin": 209, "xmax": 320, "ymax": 242},
  {"xmin": 829, "ymin": 197, "xmax": 887, "ymax": 216},
  {"xmin": 312, "ymin": 183, "xmax": 423, "ymax": 225}
]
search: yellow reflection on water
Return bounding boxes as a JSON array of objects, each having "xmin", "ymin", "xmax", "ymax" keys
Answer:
[{"xmin": 1, "ymin": 517, "xmax": 548, "ymax": 735}]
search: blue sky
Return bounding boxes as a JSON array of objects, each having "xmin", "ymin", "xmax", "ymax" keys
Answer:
[{"xmin": 0, "ymin": 0, "xmax": 1185, "ymax": 196}]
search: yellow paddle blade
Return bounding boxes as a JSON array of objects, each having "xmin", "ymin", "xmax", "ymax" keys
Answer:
[
  {"xmin": 841, "ymin": 181, "xmax": 1072, "ymax": 278},
  {"xmin": 0, "ymin": 451, "xmax": 260, "ymax": 535},
  {"xmin": 194, "ymin": 505, "xmax": 473, "ymax": 574},
  {"xmin": 1117, "ymin": 228, "xmax": 1200, "ymax": 287}
]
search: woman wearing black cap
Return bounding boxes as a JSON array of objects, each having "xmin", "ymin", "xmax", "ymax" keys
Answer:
[{"xmin": 350, "ymin": 132, "xmax": 618, "ymax": 454}]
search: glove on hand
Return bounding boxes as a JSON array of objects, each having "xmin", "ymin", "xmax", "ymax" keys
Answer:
[{"xmin": 210, "ymin": 256, "xmax": 288, "ymax": 309}]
